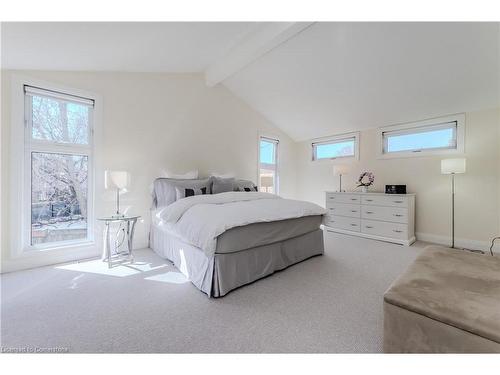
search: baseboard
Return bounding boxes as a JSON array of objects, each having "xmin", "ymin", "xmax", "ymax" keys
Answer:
[
  {"xmin": 1, "ymin": 237, "xmax": 149, "ymax": 274},
  {"xmin": 1, "ymin": 248, "xmax": 101, "ymax": 274},
  {"xmin": 416, "ymin": 232, "xmax": 500, "ymax": 255}
]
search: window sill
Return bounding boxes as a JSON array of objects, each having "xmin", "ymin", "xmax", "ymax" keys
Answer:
[
  {"xmin": 16, "ymin": 240, "xmax": 97, "ymax": 259},
  {"xmin": 377, "ymin": 149, "xmax": 464, "ymax": 159},
  {"xmin": 310, "ymin": 156, "xmax": 356, "ymax": 164}
]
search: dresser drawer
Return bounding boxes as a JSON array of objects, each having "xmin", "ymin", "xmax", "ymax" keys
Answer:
[
  {"xmin": 361, "ymin": 195, "xmax": 408, "ymax": 207},
  {"xmin": 361, "ymin": 219, "xmax": 408, "ymax": 239},
  {"xmin": 361, "ymin": 206, "xmax": 408, "ymax": 223},
  {"xmin": 326, "ymin": 203, "xmax": 361, "ymax": 218},
  {"xmin": 326, "ymin": 193, "xmax": 361, "ymax": 205},
  {"xmin": 325, "ymin": 215, "xmax": 361, "ymax": 232}
]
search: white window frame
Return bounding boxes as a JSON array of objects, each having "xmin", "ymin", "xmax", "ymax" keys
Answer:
[
  {"xmin": 10, "ymin": 75, "xmax": 101, "ymax": 260},
  {"xmin": 258, "ymin": 135, "xmax": 279, "ymax": 194},
  {"xmin": 311, "ymin": 132, "xmax": 360, "ymax": 162},
  {"xmin": 377, "ymin": 114, "xmax": 465, "ymax": 159}
]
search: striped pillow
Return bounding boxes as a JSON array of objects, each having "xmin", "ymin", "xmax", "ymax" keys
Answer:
[{"xmin": 175, "ymin": 186, "xmax": 208, "ymax": 200}]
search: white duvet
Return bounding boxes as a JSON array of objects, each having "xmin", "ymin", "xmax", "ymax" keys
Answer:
[{"xmin": 155, "ymin": 192, "xmax": 326, "ymax": 257}]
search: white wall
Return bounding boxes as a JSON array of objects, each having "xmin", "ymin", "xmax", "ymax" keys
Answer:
[
  {"xmin": 1, "ymin": 70, "xmax": 297, "ymax": 272},
  {"xmin": 1, "ymin": 70, "xmax": 499, "ymax": 272},
  {"xmin": 295, "ymin": 108, "xmax": 500, "ymax": 251}
]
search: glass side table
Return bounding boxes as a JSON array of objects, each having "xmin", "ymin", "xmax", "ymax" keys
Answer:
[{"xmin": 98, "ymin": 216, "xmax": 140, "ymax": 268}]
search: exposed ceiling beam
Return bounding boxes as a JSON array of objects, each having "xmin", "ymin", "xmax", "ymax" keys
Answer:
[{"xmin": 205, "ymin": 22, "xmax": 314, "ymax": 87}]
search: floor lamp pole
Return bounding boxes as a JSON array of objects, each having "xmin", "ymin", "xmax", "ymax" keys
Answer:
[{"xmin": 451, "ymin": 173, "xmax": 455, "ymax": 248}]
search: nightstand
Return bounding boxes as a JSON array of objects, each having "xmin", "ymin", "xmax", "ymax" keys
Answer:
[{"xmin": 98, "ymin": 216, "xmax": 140, "ymax": 268}]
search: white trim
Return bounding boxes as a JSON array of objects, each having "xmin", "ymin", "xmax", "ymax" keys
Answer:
[
  {"xmin": 205, "ymin": 22, "xmax": 314, "ymax": 86},
  {"xmin": 415, "ymin": 232, "xmax": 500, "ymax": 255},
  {"xmin": 1, "ymin": 245, "xmax": 100, "ymax": 274},
  {"xmin": 311, "ymin": 131, "xmax": 360, "ymax": 162},
  {"xmin": 9, "ymin": 74, "xmax": 102, "ymax": 263},
  {"xmin": 377, "ymin": 114, "xmax": 465, "ymax": 159},
  {"xmin": 258, "ymin": 134, "xmax": 279, "ymax": 194},
  {"xmin": 25, "ymin": 85, "xmax": 95, "ymax": 107}
]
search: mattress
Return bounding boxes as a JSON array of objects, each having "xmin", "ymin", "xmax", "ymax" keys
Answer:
[{"xmin": 215, "ymin": 215, "xmax": 322, "ymax": 254}]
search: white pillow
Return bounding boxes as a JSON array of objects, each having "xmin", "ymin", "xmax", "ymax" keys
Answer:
[
  {"xmin": 175, "ymin": 186, "xmax": 208, "ymax": 200},
  {"xmin": 164, "ymin": 170, "xmax": 199, "ymax": 179},
  {"xmin": 209, "ymin": 172, "xmax": 235, "ymax": 178}
]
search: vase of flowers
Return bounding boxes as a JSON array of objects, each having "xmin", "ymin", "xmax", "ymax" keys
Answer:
[{"xmin": 357, "ymin": 171, "xmax": 374, "ymax": 193}]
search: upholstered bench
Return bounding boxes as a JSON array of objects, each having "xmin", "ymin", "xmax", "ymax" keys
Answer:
[{"xmin": 383, "ymin": 245, "xmax": 500, "ymax": 353}]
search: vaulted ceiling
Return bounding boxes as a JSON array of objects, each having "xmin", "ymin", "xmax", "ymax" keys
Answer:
[
  {"xmin": 2, "ymin": 22, "xmax": 498, "ymax": 141},
  {"xmin": 1, "ymin": 22, "xmax": 259, "ymax": 72}
]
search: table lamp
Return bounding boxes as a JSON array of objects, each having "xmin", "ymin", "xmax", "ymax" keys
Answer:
[
  {"xmin": 105, "ymin": 170, "xmax": 130, "ymax": 218},
  {"xmin": 333, "ymin": 165, "xmax": 349, "ymax": 192},
  {"xmin": 441, "ymin": 158, "xmax": 466, "ymax": 248}
]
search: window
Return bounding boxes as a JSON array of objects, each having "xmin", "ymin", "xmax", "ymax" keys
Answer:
[
  {"xmin": 24, "ymin": 85, "xmax": 94, "ymax": 250},
  {"xmin": 312, "ymin": 132, "xmax": 359, "ymax": 161},
  {"xmin": 379, "ymin": 114, "xmax": 465, "ymax": 158},
  {"xmin": 259, "ymin": 136, "xmax": 279, "ymax": 194}
]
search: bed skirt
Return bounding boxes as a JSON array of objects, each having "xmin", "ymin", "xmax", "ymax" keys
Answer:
[{"xmin": 150, "ymin": 226, "xmax": 324, "ymax": 297}]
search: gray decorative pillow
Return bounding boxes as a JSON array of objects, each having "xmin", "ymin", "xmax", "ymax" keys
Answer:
[
  {"xmin": 153, "ymin": 178, "xmax": 211, "ymax": 207},
  {"xmin": 211, "ymin": 177, "xmax": 235, "ymax": 194},
  {"xmin": 233, "ymin": 179, "xmax": 258, "ymax": 192},
  {"xmin": 175, "ymin": 186, "xmax": 208, "ymax": 200}
]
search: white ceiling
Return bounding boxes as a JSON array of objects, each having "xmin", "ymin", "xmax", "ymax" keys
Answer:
[
  {"xmin": 1, "ymin": 22, "xmax": 258, "ymax": 72},
  {"xmin": 224, "ymin": 22, "xmax": 500, "ymax": 140},
  {"xmin": 2, "ymin": 22, "xmax": 498, "ymax": 141}
]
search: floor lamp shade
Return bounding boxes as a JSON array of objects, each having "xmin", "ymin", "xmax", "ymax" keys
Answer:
[{"xmin": 441, "ymin": 158, "xmax": 466, "ymax": 174}]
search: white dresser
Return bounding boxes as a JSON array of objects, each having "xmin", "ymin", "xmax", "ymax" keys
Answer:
[{"xmin": 324, "ymin": 192, "xmax": 415, "ymax": 246}]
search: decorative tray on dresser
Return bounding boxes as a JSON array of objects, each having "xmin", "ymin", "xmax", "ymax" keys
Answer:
[{"xmin": 324, "ymin": 192, "xmax": 416, "ymax": 246}]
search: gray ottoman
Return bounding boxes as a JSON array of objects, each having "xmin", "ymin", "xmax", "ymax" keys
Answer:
[{"xmin": 383, "ymin": 245, "xmax": 500, "ymax": 353}]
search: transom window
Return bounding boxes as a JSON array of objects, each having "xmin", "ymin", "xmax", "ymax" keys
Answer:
[
  {"xmin": 312, "ymin": 132, "xmax": 359, "ymax": 161},
  {"xmin": 379, "ymin": 114, "xmax": 465, "ymax": 158},
  {"xmin": 24, "ymin": 85, "xmax": 94, "ymax": 250},
  {"xmin": 259, "ymin": 136, "xmax": 279, "ymax": 194}
]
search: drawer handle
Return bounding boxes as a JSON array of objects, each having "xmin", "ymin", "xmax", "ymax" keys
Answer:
[
  {"xmin": 394, "ymin": 214, "xmax": 403, "ymax": 217},
  {"xmin": 394, "ymin": 200, "xmax": 404, "ymax": 203},
  {"xmin": 351, "ymin": 210, "xmax": 357, "ymax": 213},
  {"xmin": 393, "ymin": 230, "xmax": 403, "ymax": 233},
  {"xmin": 366, "ymin": 211, "xmax": 374, "ymax": 214},
  {"xmin": 350, "ymin": 198, "xmax": 357, "ymax": 201},
  {"xmin": 329, "ymin": 208, "xmax": 335, "ymax": 210},
  {"xmin": 366, "ymin": 199, "xmax": 373, "ymax": 202},
  {"xmin": 350, "ymin": 223, "xmax": 358, "ymax": 227},
  {"xmin": 365, "ymin": 226, "xmax": 373, "ymax": 229}
]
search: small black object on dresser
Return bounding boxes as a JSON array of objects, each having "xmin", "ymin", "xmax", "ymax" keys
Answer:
[{"xmin": 385, "ymin": 185, "xmax": 407, "ymax": 194}]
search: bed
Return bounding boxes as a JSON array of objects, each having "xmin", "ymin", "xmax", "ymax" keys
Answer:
[{"xmin": 150, "ymin": 177, "xmax": 326, "ymax": 297}]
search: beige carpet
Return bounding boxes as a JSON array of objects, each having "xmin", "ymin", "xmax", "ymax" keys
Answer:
[{"xmin": 1, "ymin": 232, "xmax": 424, "ymax": 353}]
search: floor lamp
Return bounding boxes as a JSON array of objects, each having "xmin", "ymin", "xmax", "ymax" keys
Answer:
[
  {"xmin": 333, "ymin": 165, "xmax": 349, "ymax": 192},
  {"xmin": 441, "ymin": 158, "xmax": 466, "ymax": 248}
]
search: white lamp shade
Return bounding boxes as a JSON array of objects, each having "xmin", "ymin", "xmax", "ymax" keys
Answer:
[
  {"xmin": 333, "ymin": 165, "xmax": 350, "ymax": 176},
  {"xmin": 105, "ymin": 171, "xmax": 130, "ymax": 190},
  {"xmin": 441, "ymin": 158, "xmax": 466, "ymax": 174},
  {"xmin": 261, "ymin": 175, "xmax": 274, "ymax": 188}
]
